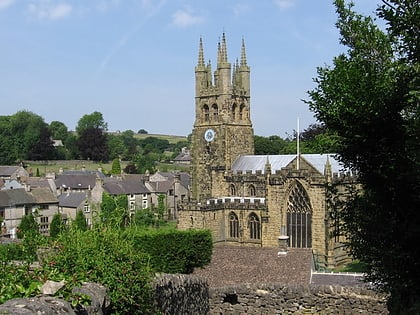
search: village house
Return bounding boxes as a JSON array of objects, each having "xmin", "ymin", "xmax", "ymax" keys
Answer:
[
  {"xmin": 145, "ymin": 171, "xmax": 190, "ymax": 220},
  {"xmin": 0, "ymin": 186, "xmax": 59, "ymax": 237}
]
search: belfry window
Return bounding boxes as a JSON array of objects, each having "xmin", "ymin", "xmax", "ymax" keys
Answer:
[
  {"xmin": 239, "ymin": 104, "xmax": 245, "ymax": 120},
  {"xmin": 203, "ymin": 105, "xmax": 209, "ymax": 121},
  {"xmin": 287, "ymin": 181, "xmax": 312, "ymax": 248},
  {"xmin": 248, "ymin": 213, "xmax": 260, "ymax": 240},
  {"xmin": 229, "ymin": 212, "xmax": 239, "ymax": 238},
  {"xmin": 212, "ymin": 104, "xmax": 219, "ymax": 121},
  {"xmin": 231, "ymin": 103, "xmax": 237, "ymax": 121}
]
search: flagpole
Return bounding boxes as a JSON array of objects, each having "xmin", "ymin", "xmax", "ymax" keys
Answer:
[{"xmin": 297, "ymin": 117, "xmax": 300, "ymax": 170}]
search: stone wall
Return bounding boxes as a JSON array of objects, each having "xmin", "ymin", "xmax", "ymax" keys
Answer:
[
  {"xmin": 209, "ymin": 283, "xmax": 388, "ymax": 315},
  {"xmin": 153, "ymin": 274, "xmax": 210, "ymax": 315},
  {"xmin": 152, "ymin": 275, "xmax": 388, "ymax": 315}
]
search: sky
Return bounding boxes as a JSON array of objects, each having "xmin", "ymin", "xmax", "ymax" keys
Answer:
[{"xmin": 0, "ymin": 0, "xmax": 383, "ymax": 137}]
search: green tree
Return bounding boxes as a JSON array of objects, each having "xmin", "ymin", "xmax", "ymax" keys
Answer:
[
  {"xmin": 0, "ymin": 111, "xmax": 55, "ymax": 163},
  {"xmin": 50, "ymin": 213, "xmax": 66, "ymax": 238},
  {"xmin": 49, "ymin": 121, "xmax": 69, "ymax": 141},
  {"xmin": 73, "ymin": 210, "xmax": 88, "ymax": 232},
  {"xmin": 111, "ymin": 158, "xmax": 122, "ymax": 175},
  {"xmin": 107, "ymin": 134, "xmax": 126, "ymax": 160},
  {"xmin": 17, "ymin": 213, "xmax": 39, "ymax": 239},
  {"xmin": 306, "ymin": 1, "xmax": 419, "ymax": 313},
  {"xmin": 75, "ymin": 111, "xmax": 108, "ymax": 136}
]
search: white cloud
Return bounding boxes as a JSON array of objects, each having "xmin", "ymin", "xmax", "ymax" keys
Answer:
[
  {"xmin": 171, "ymin": 9, "xmax": 204, "ymax": 28},
  {"xmin": 274, "ymin": 0, "xmax": 294, "ymax": 11},
  {"xmin": 0, "ymin": 0, "xmax": 15, "ymax": 10},
  {"xmin": 27, "ymin": 1, "xmax": 72, "ymax": 20}
]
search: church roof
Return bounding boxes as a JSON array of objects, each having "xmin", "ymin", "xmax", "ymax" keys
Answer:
[{"xmin": 231, "ymin": 154, "xmax": 346, "ymax": 175}]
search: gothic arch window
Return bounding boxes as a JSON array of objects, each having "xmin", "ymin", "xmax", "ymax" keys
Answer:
[
  {"xmin": 212, "ymin": 104, "xmax": 218, "ymax": 121},
  {"xmin": 230, "ymin": 184, "xmax": 236, "ymax": 196},
  {"xmin": 239, "ymin": 104, "xmax": 246, "ymax": 120},
  {"xmin": 203, "ymin": 104, "xmax": 209, "ymax": 121},
  {"xmin": 248, "ymin": 184, "xmax": 256, "ymax": 197},
  {"xmin": 229, "ymin": 212, "xmax": 239, "ymax": 238},
  {"xmin": 248, "ymin": 213, "xmax": 260, "ymax": 240},
  {"xmin": 287, "ymin": 181, "xmax": 312, "ymax": 248},
  {"xmin": 231, "ymin": 103, "xmax": 237, "ymax": 121}
]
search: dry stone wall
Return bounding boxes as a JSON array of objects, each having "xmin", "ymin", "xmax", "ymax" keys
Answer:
[{"xmin": 153, "ymin": 275, "xmax": 388, "ymax": 315}]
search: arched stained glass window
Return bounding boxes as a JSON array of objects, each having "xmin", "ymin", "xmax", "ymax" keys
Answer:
[
  {"xmin": 229, "ymin": 212, "xmax": 239, "ymax": 238},
  {"xmin": 287, "ymin": 181, "xmax": 312, "ymax": 248},
  {"xmin": 248, "ymin": 213, "xmax": 260, "ymax": 240}
]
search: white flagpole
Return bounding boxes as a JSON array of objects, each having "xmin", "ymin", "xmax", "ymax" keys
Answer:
[{"xmin": 297, "ymin": 117, "xmax": 300, "ymax": 170}]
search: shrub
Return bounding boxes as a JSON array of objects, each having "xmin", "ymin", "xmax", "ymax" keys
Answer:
[
  {"xmin": 130, "ymin": 228, "xmax": 213, "ymax": 274},
  {"xmin": 44, "ymin": 228, "xmax": 156, "ymax": 315}
]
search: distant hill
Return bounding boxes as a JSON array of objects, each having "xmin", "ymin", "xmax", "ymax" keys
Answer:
[{"xmin": 109, "ymin": 132, "xmax": 188, "ymax": 144}]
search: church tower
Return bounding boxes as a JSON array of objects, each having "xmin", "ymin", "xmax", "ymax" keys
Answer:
[{"xmin": 191, "ymin": 34, "xmax": 254, "ymax": 202}]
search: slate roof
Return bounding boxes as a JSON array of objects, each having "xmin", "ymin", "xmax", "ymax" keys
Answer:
[
  {"xmin": 231, "ymin": 154, "xmax": 346, "ymax": 175},
  {"xmin": 0, "ymin": 189, "xmax": 34, "ymax": 207},
  {"xmin": 58, "ymin": 192, "xmax": 87, "ymax": 208},
  {"xmin": 103, "ymin": 178, "xmax": 150, "ymax": 195},
  {"xmin": 30, "ymin": 187, "xmax": 58, "ymax": 204},
  {"xmin": 0, "ymin": 166, "xmax": 20, "ymax": 177},
  {"xmin": 55, "ymin": 174, "xmax": 97, "ymax": 190},
  {"xmin": 174, "ymin": 151, "xmax": 192, "ymax": 163}
]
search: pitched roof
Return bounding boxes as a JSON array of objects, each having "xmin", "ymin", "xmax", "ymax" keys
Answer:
[
  {"xmin": 0, "ymin": 166, "xmax": 20, "ymax": 177},
  {"xmin": 0, "ymin": 189, "xmax": 34, "ymax": 207},
  {"xmin": 30, "ymin": 187, "xmax": 58, "ymax": 204},
  {"xmin": 231, "ymin": 154, "xmax": 346, "ymax": 175},
  {"xmin": 103, "ymin": 178, "xmax": 150, "ymax": 195},
  {"xmin": 58, "ymin": 192, "xmax": 87, "ymax": 208},
  {"xmin": 55, "ymin": 174, "xmax": 97, "ymax": 190}
]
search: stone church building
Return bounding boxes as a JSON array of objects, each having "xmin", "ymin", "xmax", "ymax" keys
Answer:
[{"xmin": 177, "ymin": 34, "xmax": 354, "ymax": 268}]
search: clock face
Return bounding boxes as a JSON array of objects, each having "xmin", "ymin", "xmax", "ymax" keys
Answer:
[{"xmin": 204, "ymin": 129, "xmax": 215, "ymax": 142}]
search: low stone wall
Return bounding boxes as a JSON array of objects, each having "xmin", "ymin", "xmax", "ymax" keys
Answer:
[
  {"xmin": 153, "ymin": 274, "xmax": 210, "ymax": 314},
  {"xmin": 209, "ymin": 283, "xmax": 388, "ymax": 315},
  {"xmin": 152, "ymin": 275, "xmax": 388, "ymax": 315}
]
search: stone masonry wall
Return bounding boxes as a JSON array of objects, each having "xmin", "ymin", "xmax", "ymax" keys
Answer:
[{"xmin": 152, "ymin": 274, "xmax": 388, "ymax": 315}]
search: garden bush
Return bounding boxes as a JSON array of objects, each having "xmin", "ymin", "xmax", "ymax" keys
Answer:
[{"xmin": 129, "ymin": 228, "xmax": 213, "ymax": 274}]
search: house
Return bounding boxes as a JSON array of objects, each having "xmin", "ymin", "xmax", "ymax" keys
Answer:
[
  {"xmin": 58, "ymin": 191, "xmax": 90, "ymax": 226},
  {"xmin": 0, "ymin": 165, "xmax": 29, "ymax": 181},
  {"xmin": 0, "ymin": 187, "xmax": 59, "ymax": 237},
  {"xmin": 91, "ymin": 177, "xmax": 151, "ymax": 215},
  {"xmin": 146, "ymin": 172, "xmax": 190, "ymax": 220},
  {"xmin": 173, "ymin": 147, "xmax": 192, "ymax": 165}
]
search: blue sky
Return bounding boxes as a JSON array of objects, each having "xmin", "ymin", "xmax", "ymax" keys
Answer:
[{"xmin": 0, "ymin": 0, "xmax": 382, "ymax": 137}]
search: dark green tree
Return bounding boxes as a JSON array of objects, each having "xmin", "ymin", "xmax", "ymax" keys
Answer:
[
  {"xmin": 77, "ymin": 127, "xmax": 109, "ymax": 161},
  {"xmin": 73, "ymin": 210, "xmax": 88, "ymax": 232},
  {"xmin": 306, "ymin": 1, "xmax": 419, "ymax": 313},
  {"xmin": 49, "ymin": 213, "xmax": 66, "ymax": 238}
]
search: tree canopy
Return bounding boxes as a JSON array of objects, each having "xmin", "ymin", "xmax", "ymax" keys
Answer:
[{"xmin": 306, "ymin": 0, "xmax": 419, "ymax": 313}]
